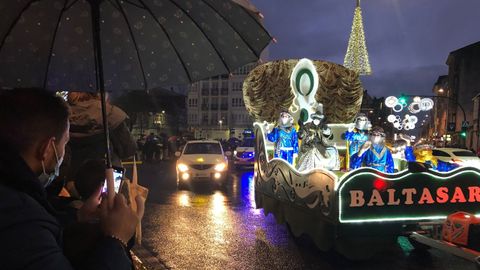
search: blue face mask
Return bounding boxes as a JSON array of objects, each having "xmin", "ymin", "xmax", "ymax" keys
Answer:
[{"xmin": 38, "ymin": 143, "xmax": 63, "ymax": 187}]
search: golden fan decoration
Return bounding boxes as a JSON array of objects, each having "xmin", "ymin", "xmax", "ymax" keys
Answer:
[{"xmin": 243, "ymin": 59, "xmax": 363, "ymax": 123}]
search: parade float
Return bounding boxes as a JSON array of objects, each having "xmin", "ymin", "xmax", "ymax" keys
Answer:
[{"xmin": 242, "ymin": 58, "xmax": 480, "ymax": 261}]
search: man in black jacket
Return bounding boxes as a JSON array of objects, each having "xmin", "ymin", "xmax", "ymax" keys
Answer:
[{"xmin": 0, "ymin": 89, "xmax": 141, "ymax": 269}]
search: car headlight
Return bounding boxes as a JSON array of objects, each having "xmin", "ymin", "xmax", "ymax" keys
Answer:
[
  {"xmin": 177, "ymin": 163, "xmax": 189, "ymax": 172},
  {"xmin": 214, "ymin": 162, "xmax": 227, "ymax": 172}
]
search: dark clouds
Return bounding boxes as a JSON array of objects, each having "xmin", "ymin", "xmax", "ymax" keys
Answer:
[{"xmin": 250, "ymin": 0, "xmax": 480, "ymax": 97}]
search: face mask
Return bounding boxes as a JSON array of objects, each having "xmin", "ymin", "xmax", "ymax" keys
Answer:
[
  {"xmin": 372, "ymin": 136, "xmax": 382, "ymax": 144},
  {"xmin": 313, "ymin": 119, "xmax": 320, "ymax": 126},
  {"xmin": 38, "ymin": 142, "xmax": 63, "ymax": 187},
  {"xmin": 281, "ymin": 118, "xmax": 289, "ymax": 125}
]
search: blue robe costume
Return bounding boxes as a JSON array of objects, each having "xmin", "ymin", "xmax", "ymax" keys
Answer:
[
  {"xmin": 343, "ymin": 129, "xmax": 369, "ymax": 158},
  {"xmin": 267, "ymin": 126, "xmax": 298, "ymax": 164},
  {"xmin": 350, "ymin": 144, "xmax": 394, "ymax": 173},
  {"xmin": 404, "ymin": 146, "xmax": 458, "ymax": 172}
]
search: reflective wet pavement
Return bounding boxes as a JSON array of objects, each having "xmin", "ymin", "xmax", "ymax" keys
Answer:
[{"xmin": 135, "ymin": 161, "xmax": 475, "ymax": 270}]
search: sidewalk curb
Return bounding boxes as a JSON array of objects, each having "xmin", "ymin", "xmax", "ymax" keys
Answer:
[{"xmin": 133, "ymin": 245, "xmax": 169, "ymax": 270}]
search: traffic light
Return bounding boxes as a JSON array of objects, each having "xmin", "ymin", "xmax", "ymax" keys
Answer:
[
  {"xmin": 460, "ymin": 126, "xmax": 467, "ymax": 138},
  {"xmin": 398, "ymin": 94, "xmax": 407, "ymax": 105}
]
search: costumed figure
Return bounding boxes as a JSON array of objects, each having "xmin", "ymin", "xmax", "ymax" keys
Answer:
[
  {"xmin": 399, "ymin": 135, "xmax": 458, "ymax": 172},
  {"xmin": 350, "ymin": 127, "xmax": 394, "ymax": 173},
  {"xmin": 296, "ymin": 105, "xmax": 339, "ymax": 171},
  {"xmin": 266, "ymin": 112, "xmax": 299, "ymax": 165},
  {"xmin": 342, "ymin": 113, "xmax": 371, "ymax": 168}
]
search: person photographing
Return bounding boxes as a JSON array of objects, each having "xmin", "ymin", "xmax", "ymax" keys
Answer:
[{"xmin": 0, "ymin": 89, "xmax": 143, "ymax": 270}]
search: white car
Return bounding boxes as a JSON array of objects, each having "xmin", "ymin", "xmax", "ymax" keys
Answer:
[
  {"xmin": 432, "ymin": 148, "xmax": 480, "ymax": 168},
  {"xmin": 234, "ymin": 138, "xmax": 255, "ymax": 168},
  {"xmin": 176, "ymin": 140, "xmax": 230, "ymax": 188}
]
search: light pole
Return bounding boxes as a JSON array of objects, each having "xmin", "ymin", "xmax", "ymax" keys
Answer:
[{"xmin": 218, "ymin": 120, "xmax": 223, "ymax": 129}]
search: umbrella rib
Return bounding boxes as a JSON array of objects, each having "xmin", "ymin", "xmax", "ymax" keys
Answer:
[
  {"xmin": 113, "ymin": 0, "xmax": 148, "ymax": 90},
  {"xmin": 166, "ymin": 0, "xmax": 230, "ymax": 74},
  {"xmin": 65, "ymin": 0, "xmax": 80, "ymax": 11},
  {"xmin": 0, "ymin": 0, "xmax": 38, "ymax": 52},
  {"xmin": 124, "ymin": 0, "xmax": 145, "ymax": 10},
  {"xmin": 137, "ymin": 0, "xmax": 192, "ymax": 82},
  {"xmin": 43, "ymin": 0, "xmax": 69, "ymax": 89},
  {"xmin": 201, "ymin": 0, "xmax": 260, "ymax": 59}
]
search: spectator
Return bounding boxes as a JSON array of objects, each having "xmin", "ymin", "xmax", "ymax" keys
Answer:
[
  {"xmin": 143, "ymin": 133, "xmax": 157, "ymax": 162},
  {"xmin": 0, "ymin": 89, "xmax": 142, "ymax": 269},
  {"xmin": 66, "ymin": 92, "xmax": 136, "ymax": 181}
]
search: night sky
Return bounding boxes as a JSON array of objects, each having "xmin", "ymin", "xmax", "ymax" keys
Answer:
[{"xmin": 250, "ymin": 0, "xmax": 480, "ymax": 97}]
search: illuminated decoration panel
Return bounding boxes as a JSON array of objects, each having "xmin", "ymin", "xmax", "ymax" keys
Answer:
[
  {"xmin": 338, "ymin": 167, "xmax": 480, "ymax": 223},
  {"xmin": 385, "ymin": 96, "xmax": 434, "ymax": 130}
]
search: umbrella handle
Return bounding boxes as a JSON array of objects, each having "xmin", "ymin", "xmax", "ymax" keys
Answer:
[{"xmin": 105, "ymin": 168, "xmax": 115, "ymax": 208}]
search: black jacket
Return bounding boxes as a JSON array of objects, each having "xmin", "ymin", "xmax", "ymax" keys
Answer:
[{"xmin": 0, "ymin": 144, "xmax": 132, "ymax": 270}]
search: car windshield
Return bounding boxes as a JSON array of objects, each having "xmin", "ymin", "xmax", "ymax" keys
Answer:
[
  {"xmin": 183, "ymin": 142, "xmax": 222, "ymax": 155},
  {"xmin": 432, "ymin": 150, "xmax": 450, "ymax": 157},
  {"xmin": 240, "ymin": 139, "xmax": 254, "ymax": 147},
  {"xmin": 453, "ymin": 151, "xmax": 476, "ymax": 157}
]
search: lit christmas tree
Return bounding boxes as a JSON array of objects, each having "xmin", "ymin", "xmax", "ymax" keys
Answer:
[{"xmin": 344, "ymin": 0, "xmax": 372, "ymax": 75}]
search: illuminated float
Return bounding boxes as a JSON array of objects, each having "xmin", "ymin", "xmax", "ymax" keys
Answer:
[{"xmin": 243, "ymin": 58, "xmax": 480, "ymax": 260}]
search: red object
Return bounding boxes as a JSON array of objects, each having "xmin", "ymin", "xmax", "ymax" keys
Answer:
[
  {"xmin": 442, "ymin": 212, "xmax": 480, "ymax": 246},
  {"xmin": 373, "ymin": 179, "xmax": 387, "ymax": 191}
]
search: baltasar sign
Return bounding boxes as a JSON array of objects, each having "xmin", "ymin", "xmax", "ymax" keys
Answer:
[{"xmin": 338, "ymin": 167, "xmax": 480, "ymax": 223}]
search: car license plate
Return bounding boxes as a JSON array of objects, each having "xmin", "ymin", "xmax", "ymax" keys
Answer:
[{"xmin": 196, "ymin": 173, "xmax": 206, "ymax": 177}]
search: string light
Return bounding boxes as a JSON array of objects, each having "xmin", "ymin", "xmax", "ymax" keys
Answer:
[{"xmin": 344, "ymin": 0, "xmax": 371, "ymax": 75}]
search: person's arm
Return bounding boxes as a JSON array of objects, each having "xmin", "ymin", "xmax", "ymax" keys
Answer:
[
  {"xmin": 267, "ymin": 128, "xmax": 278, "ymax": 143},
  {"xmin": 349, "ymin": 152, "xmax": 363, "ymax": 170},
  {"xmin": 81, "ymin": 237, "xmax": 132, "ymax": 270},
  {"xmin": 386, "ymin": 151, "xmax": 395, "ymax": 173},
  {"xmin": 292, "ymin": 128, "xmax": 299, "ymax": 154},
  {"xmin": 0, "ymin": 220, "xmax": 75, "ymax": 270},
  {"xmin": 404, "ymin": 146, "xmax": 416, "ymax": 162},
  {"xmin": 350, "ymin": 141, "xmax": 371, "ymax": 169}
]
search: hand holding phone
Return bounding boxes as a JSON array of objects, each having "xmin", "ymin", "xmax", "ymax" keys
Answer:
[{"xmin": 102, "ymin": 167, "xmax": 124, "ymax": 194}]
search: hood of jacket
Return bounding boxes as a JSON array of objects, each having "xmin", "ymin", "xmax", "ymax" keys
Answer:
[{"xmin": 69, "ymin": 100, "xmax": 127, "ymax": 138}]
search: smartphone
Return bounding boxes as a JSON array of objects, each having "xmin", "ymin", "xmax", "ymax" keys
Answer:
[{"xmin": 102, "ymin": 166, "xmax": 124, "ymax": 193}]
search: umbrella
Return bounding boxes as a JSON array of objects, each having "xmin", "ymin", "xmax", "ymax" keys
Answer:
[{"xmin": 0, "ymin": 0, "xmax": 272, "ymax": 167}]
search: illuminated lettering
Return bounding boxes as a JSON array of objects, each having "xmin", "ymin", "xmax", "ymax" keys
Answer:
[
  {"xmin": 468, "ymin": 186, "xmax": 480, "ymax": 202},
  {"xmin": 350, "ymin": 190, "xmax": 365, "ymax": 207},
  {"xmin": 450, "ymin": 187, "xmax": 467, "ymax": 203},
  {"xmin": 436, "ymin": 187, "xmax": 449, "ymax": 203},
  {"xmin": 367, "ymin": 189, "xmax": 385, "ymax": 206},
  {"xmin": 402, "ymin": 188, "xmax": 417, "ymax": 205},
  {"xmin": 387, "ymin": 189, "xmax": 400, "ymax": 205},
  {"xmin": 418, "ymin": 188, "xmax": 435, "ymax": 204}
]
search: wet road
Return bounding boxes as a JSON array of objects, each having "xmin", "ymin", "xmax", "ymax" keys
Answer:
[{"xmin": 135, "ymin": 161, "xmax": 475, "ymax": 270}]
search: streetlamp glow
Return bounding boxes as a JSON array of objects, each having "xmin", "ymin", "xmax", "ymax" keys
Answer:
[{"xmin": 438, "ymin": 88, "xmax": 444, "ymax": 93}]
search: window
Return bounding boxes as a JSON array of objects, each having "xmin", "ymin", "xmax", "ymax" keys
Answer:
[
  {"xmin": 183, "ymin": 142, "xmax": 222, "ymax": 155},
  {"xmin": 453, "ymin": 151, "xmax": 476, "ymax": 157},
  {"xmin": 211, "ymin": 88, "xmax": 218, "ymax": 96},
  {"xmin": 432, "ymin": 150, "xmax": 450, "ymax": 157},
  {"xmin": 211, "ymin": 97, "xmax": 218, "ymax": 110},
  {"xmin": 202, "ymin": 88, "xmax": 209, "ymax": 96},
  {"xmin": 221, "ymin": 97, "xmax": 228, "ymax": 110},
  {"xmin": 202, "ymin": 113, "xmax": 208, "ymax": 125},
  {"xmin": 232, "ymin": 82, "xmax": 243, "ymax": 92},
  {"xmin": 201, "ymin": 97, "xmax": 209, "ymax": 110},
  {"xmin": 240, "ymin": 138, "xmax": 254, "ymax": 147}
]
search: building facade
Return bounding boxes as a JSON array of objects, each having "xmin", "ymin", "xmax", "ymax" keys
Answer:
[
  {"xmin": 445, "ymin": 41, "xmax": 480, "ymax": 149},
  {"xmin": 186, "ymin": 63, "xmax": 256, "ymax": 140}
]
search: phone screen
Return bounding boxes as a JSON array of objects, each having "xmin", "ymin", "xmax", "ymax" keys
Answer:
[{"xmin": 102, "ymin": 168, "xmax": 124, "ymax": 193}]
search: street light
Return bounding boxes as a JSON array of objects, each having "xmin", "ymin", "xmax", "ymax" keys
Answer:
[
  {"xmin": 438, "ymin": 88, "xmax": 444, "ymax": 94},
  {"xmin": 218, "ymin": 120, "xmax": 223, "ymax": 129}
]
